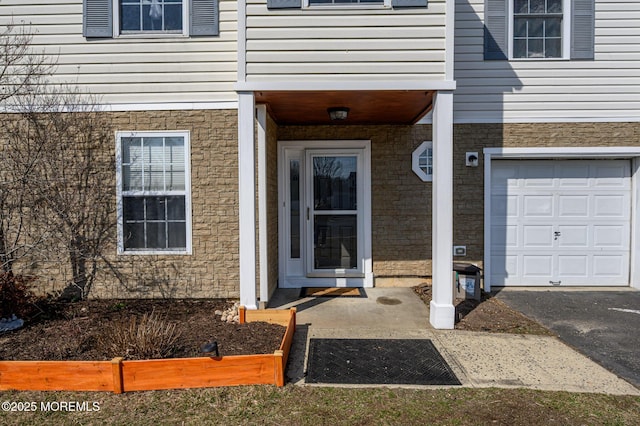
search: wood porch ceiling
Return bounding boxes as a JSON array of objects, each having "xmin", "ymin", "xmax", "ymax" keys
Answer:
[{"xmin": 255, "ymin": 90, "xmax": 434, "ymax": 125}]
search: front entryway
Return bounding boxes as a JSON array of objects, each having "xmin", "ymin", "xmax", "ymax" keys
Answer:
[{"xmin": 278, "ymin": 140, "xmax": 372, "ymax": 288}]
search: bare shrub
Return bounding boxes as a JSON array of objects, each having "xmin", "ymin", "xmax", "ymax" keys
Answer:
[
  {"xmin": 1, "ymin": 23, "xmax": 118, "ymax": 300},
  {"xmin": 0, "ymin": 271, "xmax": 38, "ymax": 318},
  {"xmin": 4, "ymin": 91, "xmax": 117, "ymax": 301},
  {"xmin": 100, "ymin": 311, "xmax": 183, "ymax": 360}
]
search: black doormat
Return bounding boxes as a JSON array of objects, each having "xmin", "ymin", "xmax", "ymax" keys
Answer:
[{"xmin": 306, "ymin": 339, "xmax": 461, "ymax": 385}]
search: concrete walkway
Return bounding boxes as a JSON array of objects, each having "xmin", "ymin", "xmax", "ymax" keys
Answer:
[{"xmin": 268, "ymin": 287, "xmax": 639, "ymax": 395}]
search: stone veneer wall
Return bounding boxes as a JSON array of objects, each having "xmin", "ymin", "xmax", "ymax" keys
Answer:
[
  {"xmin": 24, "ymin": 119, "xmax": 637, "ymax": 296},
  {"xmin": 28, "ymin": 109, "xmax": 240, "ymax": 299},
  {"xmin": 453, "ymin": 122, "xmax": 640, "ymax": 271},
  {"xmin": 278, "ymin": 122, "xmax": 640, "ymax": 279}
]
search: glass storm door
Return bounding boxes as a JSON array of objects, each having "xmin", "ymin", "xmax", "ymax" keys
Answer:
[
  {"xmin": 306, "ymin": 151, "xmax": 364, "ymax": 277},
  {"xmin": 278, "ymin": 141, "xmax": 371, "ymax": 288}
]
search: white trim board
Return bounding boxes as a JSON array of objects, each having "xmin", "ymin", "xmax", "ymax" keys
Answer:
[
  {"xmin": 455, "ymin": 117, "xmax": 640, "ymax": 124},
  {"xmin": 237, "ymin": 0, "xmax": 247, "ymax": 82},
  {"xmin": 104, "ymin": 102, "xmax": 238, "ymax": 112},
  {"xmin": 235, "ymin": 81, "xmax": 457, "ymax": 92},
  {"xmin": 0, "ymin": 102, "xmax": 239, "ymax": 114},
  {"xmin": 444, "ymin": 0, "xmax": 455, "ymax": 80},
  {"xmin": 483, "ymin": 147, "xmax": 640, "ymax": 292}
]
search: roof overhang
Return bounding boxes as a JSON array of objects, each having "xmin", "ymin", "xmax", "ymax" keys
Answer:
[{"xmin": 235, "ymin": 81, "xmax": 456, "ymax": 126}]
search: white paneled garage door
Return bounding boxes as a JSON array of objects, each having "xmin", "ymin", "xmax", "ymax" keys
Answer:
[{"xmin": 490, "ymin": 160, "xmax": 631, "ymax": 286}]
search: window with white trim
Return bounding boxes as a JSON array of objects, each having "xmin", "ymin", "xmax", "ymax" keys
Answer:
[
  {"xmin": 484, "ymin": 0, "xmax": 594, "ymax": 61},
  {"xmin": 412, "ymin": 141, "xmax": 433, "ymax": 182},
  {"xmin": 119, "ymin": 0, "xmax": 185, "ymax": 34},
  {"xmin": 83, "ymin": 0, "xmax": 219, "ymax": 38},
  {"xmin": 268, "ymin": 0, "xmax": 426, "ymax": 10},
  {"xmin": 116, "ymin": 131, "xmax": 191, "ymax": 254},
  {"xmin": 308, "ymin": 0, "xmax": 385, "ymax": 5},
  {"xmin": 513, "ymin": 0, "xmax": 563, "ymax": 58}
]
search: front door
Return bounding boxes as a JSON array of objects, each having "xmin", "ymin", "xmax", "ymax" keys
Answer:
[{"xmin": 278, "ymin": 141, "xmax": 372, "ymax": 288}]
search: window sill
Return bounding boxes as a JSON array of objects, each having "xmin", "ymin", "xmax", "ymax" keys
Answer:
[
  {"xmin": 116, "ymin": 33, "xmax": 189, "ymax": 40},
  {"xmin": 118, "ymin": 249, "xmax": 192, "ymax": 256},
  {"xmin": 508, "ymin": 57, "xmax": 570, "ymax": 61},
  {"xmin": 305, "ymin": 5, "xmax": 391, "ymax": 10}
]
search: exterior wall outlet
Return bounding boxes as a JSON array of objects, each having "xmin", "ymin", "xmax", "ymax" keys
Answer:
[
  {"xmin": 465, "ymin": 152, "xmax": 479, "ymax": 167},
  {"xmin": 453, "ymin": 245, "xmax": 467, "ymax": 256}
]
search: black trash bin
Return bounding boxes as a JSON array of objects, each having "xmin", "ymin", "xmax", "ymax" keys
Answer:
[{"xmin": 453, "ymin": 262, "xmax": 482, "ymax": 301}]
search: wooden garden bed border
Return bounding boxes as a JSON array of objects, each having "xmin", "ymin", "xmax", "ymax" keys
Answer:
[{"xmin": 0, "ymin": 307, "xmax": 296, "ymax": 393}]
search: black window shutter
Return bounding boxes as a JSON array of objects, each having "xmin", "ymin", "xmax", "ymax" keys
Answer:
[
  {"xmin": 267, "ymin": 0, "xmax": 302, "ymax": 9},
  {"xmin": 392, "ymin": 0, "xmax": 427, "ymax": 7},
  {"xmin": 83, "ymin": 0, "xmax": 113, "ymax": 38},
  {"xmin": 571, "ymin": 0, "xmax": 595, "ymax": 60},
  {"xmin": 484, "ymin": 0, "xmax": 507, "ymax": 60},
  {"xmin": 191, "ymin": 0, "xmax": 219, "ymax": 36}
]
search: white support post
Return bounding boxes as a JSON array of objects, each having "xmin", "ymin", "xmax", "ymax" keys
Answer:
[
  {"xmin": 238, "ymin": 91, "xmax": 258, "ymax": 309},
  {"xmin": 256, "ymin": 104, "xmax": 269, "ymax": 306},
  {"xmin": 430, "ymin": 90, "xmax": 455, "ymax": 329}
]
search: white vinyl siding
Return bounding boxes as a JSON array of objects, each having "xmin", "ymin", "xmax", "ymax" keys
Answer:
[
  {"xmin": 455, "ymin": 0, "xmax": 640, "ymax": 122},
  {"xmin": 244, "ymin": 0, "xmax": 447, "ymax": 81},
  {"xmin": 1, "ymin": 0, "xmax": 237, "ymax": 106}
]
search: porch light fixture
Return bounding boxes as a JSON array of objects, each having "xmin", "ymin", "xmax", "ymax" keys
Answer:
[{"xmin": 328, "ymin": 107, "xmax": 349, "ymax": 121}]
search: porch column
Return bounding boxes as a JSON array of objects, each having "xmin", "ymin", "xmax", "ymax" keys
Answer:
[
  {"xmin": 238, "ymin": 91, "xmax": 258, "ymax": 309},
  {"xmin": 256, "ymin": 104, "xmax": 269, "ymax": 306},
  {"xmin": 430, "ymin": 90, "xmax": 455, "ymax": 329}
]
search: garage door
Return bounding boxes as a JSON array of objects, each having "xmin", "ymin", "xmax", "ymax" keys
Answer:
[{"xmin": 490, "ymin": 160, "xmax": 631, "ymax": 286}]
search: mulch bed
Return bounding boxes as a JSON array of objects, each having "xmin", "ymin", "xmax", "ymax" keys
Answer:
[
  {"xmin": 1, "ymin": 285, "xmax": 551, "ymax": 363},
  {"xmin": 413, "ymin": 284, "xmax": 553, "ymax": 335},
  {"xmin": 0, "ymin": 299, "xmax": 286, "ymax": 361}
]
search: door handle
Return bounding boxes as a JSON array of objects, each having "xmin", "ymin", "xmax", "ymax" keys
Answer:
[
  {"xmin": 554, "ymin": 231, "xmax": 561, "ymax": 240},
  {"xmin": 307, "ymin": 207, "xmax": 310, "ymax": 221}
]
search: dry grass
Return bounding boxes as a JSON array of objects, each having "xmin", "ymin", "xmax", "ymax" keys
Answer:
[
  {"xmin": 0, "ymin": 387, "xmax": 638, "ymax": 425},
  {"xmin": 99, "ymin": 310, "xmax": 182, "ymax": 360}
]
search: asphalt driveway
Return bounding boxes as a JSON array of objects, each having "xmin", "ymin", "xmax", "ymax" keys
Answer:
[{"xmin": 495, "ymin": 290, "xmax": 640, "ymax": 388}]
